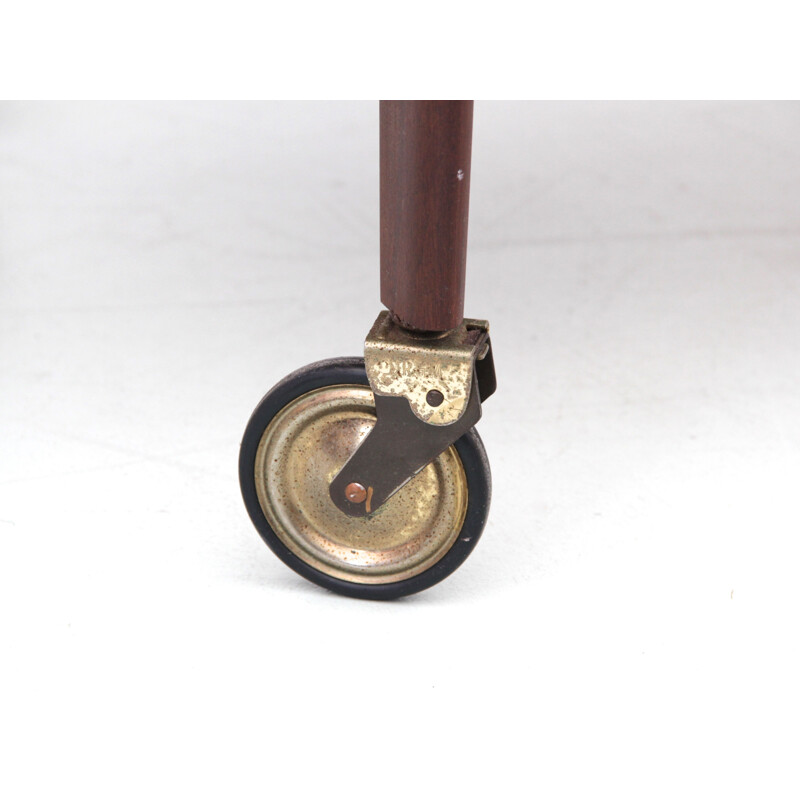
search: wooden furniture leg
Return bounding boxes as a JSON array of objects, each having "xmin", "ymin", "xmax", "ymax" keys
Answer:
[{"xmin": 380, "ymin": 100, "xmax": 474, "ymax": 332}]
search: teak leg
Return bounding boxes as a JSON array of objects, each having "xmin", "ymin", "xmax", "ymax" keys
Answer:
[{"xmin": 380, "ymin": 100, "xmax": 474, "ymax": 333}]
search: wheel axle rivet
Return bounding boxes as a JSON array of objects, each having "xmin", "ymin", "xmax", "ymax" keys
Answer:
[{"xmin": 345, "ymin": 482, "xmax": 367, "ymax": 504}]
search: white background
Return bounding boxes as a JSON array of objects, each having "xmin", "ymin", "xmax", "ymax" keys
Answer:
[{"xmin": 2, "ymin": 102, "xmax": 799, "ymax": 796}]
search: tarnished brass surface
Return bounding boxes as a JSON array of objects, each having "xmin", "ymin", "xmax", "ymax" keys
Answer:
[
  {"xmin": 254, "ymin": 385, "xmax": 468, "ymax": 584},
  {"xmin": 364, "ymin": 311, "xmax": 490, "ymax": 426}
]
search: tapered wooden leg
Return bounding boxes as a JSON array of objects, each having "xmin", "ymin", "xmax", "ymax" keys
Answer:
[{"xmin": 380, "ymin": 100, "xmax": 474, "ymax": 332}]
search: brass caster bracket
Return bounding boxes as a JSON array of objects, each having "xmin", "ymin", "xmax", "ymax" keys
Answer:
[{"xmin": 329, "ymin": 311, "xmax": 496, "ymax": 517}]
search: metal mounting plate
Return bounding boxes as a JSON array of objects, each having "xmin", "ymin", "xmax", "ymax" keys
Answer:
[{"xmin": 365, "ymin": 311, "xmax": 491, "ymax": 426}]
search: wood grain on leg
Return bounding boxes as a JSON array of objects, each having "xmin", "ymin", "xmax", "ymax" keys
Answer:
[{"xmin": 380, "ymin": 100, "xmax": 473, "ymax": 332}]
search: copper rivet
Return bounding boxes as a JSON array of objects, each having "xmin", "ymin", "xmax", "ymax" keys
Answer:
[
  {"xmin": 426, "ymin": 389, "xmax": 444, "ymax": 407},
  {"xmin": 345, "ymin": 482, "xmax": 367, "ymax": 504}
]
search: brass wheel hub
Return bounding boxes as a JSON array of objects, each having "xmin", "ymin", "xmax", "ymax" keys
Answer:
[{"xmin": 254, "ymin": 385, "xmax": 468, "ymax": 585}]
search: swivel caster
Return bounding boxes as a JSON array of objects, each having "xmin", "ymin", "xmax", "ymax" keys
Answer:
[{"xmin": 239, "ymin": 101, "xmax": 497, "ymax": 599}]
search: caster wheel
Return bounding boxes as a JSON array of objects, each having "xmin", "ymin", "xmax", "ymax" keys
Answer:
[{"xmin": 239, "ymin": 357, "xmax": 491, "ymax": 600}]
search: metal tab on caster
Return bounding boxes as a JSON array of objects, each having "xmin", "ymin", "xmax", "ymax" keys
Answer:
[
  {"xmin": 329, "ymin": 311, "xmax": 496, "ymax": 517},
  {"xmin": 364, "ymin": 311, "xmax": 495, "ymax": 425}
]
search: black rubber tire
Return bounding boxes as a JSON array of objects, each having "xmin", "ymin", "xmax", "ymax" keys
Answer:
[{"xmin": 239, "ymin": 357, "xmax": 491, "ymax": 600}]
